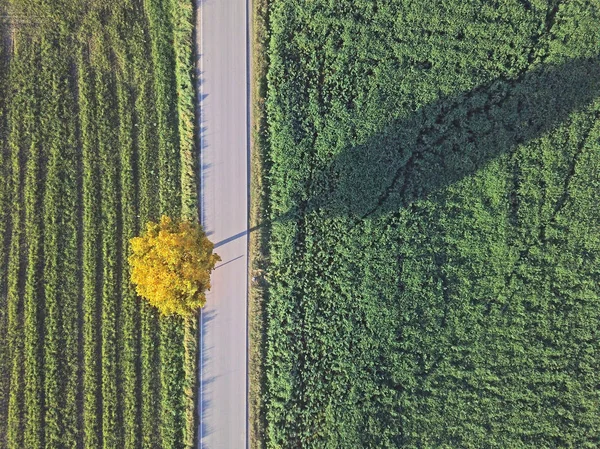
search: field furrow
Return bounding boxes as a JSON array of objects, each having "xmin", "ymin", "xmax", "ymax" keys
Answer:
[
  {"xmin": 41, "ymin": 39, "xmax": 63, "ymax": 449},
  {"xmin": 79, "ymin": 47, "xmax": 103, "ymax": 449}
]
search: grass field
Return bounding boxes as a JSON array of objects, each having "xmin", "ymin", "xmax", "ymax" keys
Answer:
[
  {"xmin": 259, "ymin": 0, "xmax": 600, "ymax": 447},
  {"xmin": 0, "ymin": 0, "xmax": 198, "ymax": 448}
]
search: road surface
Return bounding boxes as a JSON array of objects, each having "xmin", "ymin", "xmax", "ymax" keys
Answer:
[{"xmin": 195, "ymin": 0, "xmax": 249, "ymax": 446}]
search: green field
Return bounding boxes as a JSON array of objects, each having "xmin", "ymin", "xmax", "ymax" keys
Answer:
[
  {"xmin": 261, "ymin": 0, "xmax": 600, "ymax": 447},
  {"xmin": 0, "ymin": 0, "xmax": 197, "ymax": 448}
]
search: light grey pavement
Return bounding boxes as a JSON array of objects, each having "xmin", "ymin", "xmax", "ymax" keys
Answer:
[{"xmin": 195, "ymin": 0, "xmax": 248, "ymax": 446}]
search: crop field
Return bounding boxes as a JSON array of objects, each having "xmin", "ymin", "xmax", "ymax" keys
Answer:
[
  {"xmin": 0, "ymin": 0, "xmax": 197, "ymax": 448},
  {"xmin": 260, "ymin": 0, "xmax": 600, "ymax": 447}
]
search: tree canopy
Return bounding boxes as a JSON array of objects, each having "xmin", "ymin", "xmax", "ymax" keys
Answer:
[{"xmin": 129, "ymin": 216, "xmax": 220, "ymax": 316}]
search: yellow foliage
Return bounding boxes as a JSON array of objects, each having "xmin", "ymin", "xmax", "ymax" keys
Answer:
[{"xmin": 129, "ymin": 216, "xmax": 220, "ymax": 316}]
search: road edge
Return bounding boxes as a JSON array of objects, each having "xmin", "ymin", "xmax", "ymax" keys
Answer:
[
  {"xmin": 193, "ymin": 0, "xmax": 203, "ymax": 445},
  {"xmin": 248, "ymin": 0, "xmax": 270, "ymax": 446}
]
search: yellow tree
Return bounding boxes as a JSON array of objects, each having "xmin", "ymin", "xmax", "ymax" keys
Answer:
[{"xmin": 129, "ymin": 216, "xmax": 220, "ymax": 316}]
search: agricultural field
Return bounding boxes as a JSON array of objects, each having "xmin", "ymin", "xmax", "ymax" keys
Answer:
[
  {"xmin": 260, "ymin": 0, "xmax": 600, "ymax": 447},
  {"xmin": 0, "ymin": 0, "xmax": 198, "ymax": 448}
]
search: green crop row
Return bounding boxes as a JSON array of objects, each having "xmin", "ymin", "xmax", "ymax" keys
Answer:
[
  {"xmin": 55, "ymin": 42, "xmax": 81, "ymax": 448},
  {"xmin": 98, "ymin": 68, "xmax": 120, "ymax": 449},
  {"xmin": 170, "ymin": 0, "xmax": 197, "ymax": 220},
  {"xmin": 5, "ymin": 35, "xmax": 32, "ymax": 449},
  {"xmin": 130, "ymin": 18, "xmax": 165, "ymax": 447},
  {"xmin": 116, "ymin": 37, "xmax": 141, "ymax": 449},
  {"xmin": 40, "ymin": 37, "xmax": 66, "ymax": 449},
  {"xmin": 78, "ymin": 44, "xmax": 103, "ymax": 449},
  {"xmin": 0, "ymin": 17, "xmax": 11, "ymax": 440},
  {"xmin": 144, "ymin": 0, "xmax": 181, "ymax": 212}
]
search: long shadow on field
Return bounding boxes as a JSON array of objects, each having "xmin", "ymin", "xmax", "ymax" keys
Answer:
[{"xmin": 255, "ymin": 56, "xmax": 600, "ymax": 228}]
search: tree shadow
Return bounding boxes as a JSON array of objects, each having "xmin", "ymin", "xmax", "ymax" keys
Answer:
[
  {"xmin": 198, "ymin": 308, "xmax": 217, "ymax": 443},
  {"xmin": 268, "ymin": 56, "xmax": 600, "ymax": 224}
]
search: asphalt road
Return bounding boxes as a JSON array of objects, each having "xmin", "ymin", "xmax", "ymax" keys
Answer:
[{"xmin": 195, "ymin": 0, "xmax": 248, "ymax": 446}]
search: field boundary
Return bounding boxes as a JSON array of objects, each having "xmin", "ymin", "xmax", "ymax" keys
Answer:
[
  {"xmin": 248, "ymin": 0, "xmax": 270, "ymax": 445},
  {"xmin": 170, "ymin": 0, "xmax": 199, "ymax": 446}
]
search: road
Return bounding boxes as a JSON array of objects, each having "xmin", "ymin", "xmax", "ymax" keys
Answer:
[{"xmin": 195, "ymin": 0, "xmax": 249, "ymax": 445}]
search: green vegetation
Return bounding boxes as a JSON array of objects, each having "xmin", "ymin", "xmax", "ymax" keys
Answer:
[
  {"xmin": 261, "ymin": 0, "xmax": 600, "ymax": 447},
  {"xmin": 0, "ymin": 0, "xmax": 198, "ymax": 447},
  {"xmin": 249, "ymin": 0, "xmax": 271, "ymax": 444}
]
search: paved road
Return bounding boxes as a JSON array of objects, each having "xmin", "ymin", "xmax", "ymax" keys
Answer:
[{"xmin": 195, "ymin": 0, "xmax": 248, "ymax": 446}]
